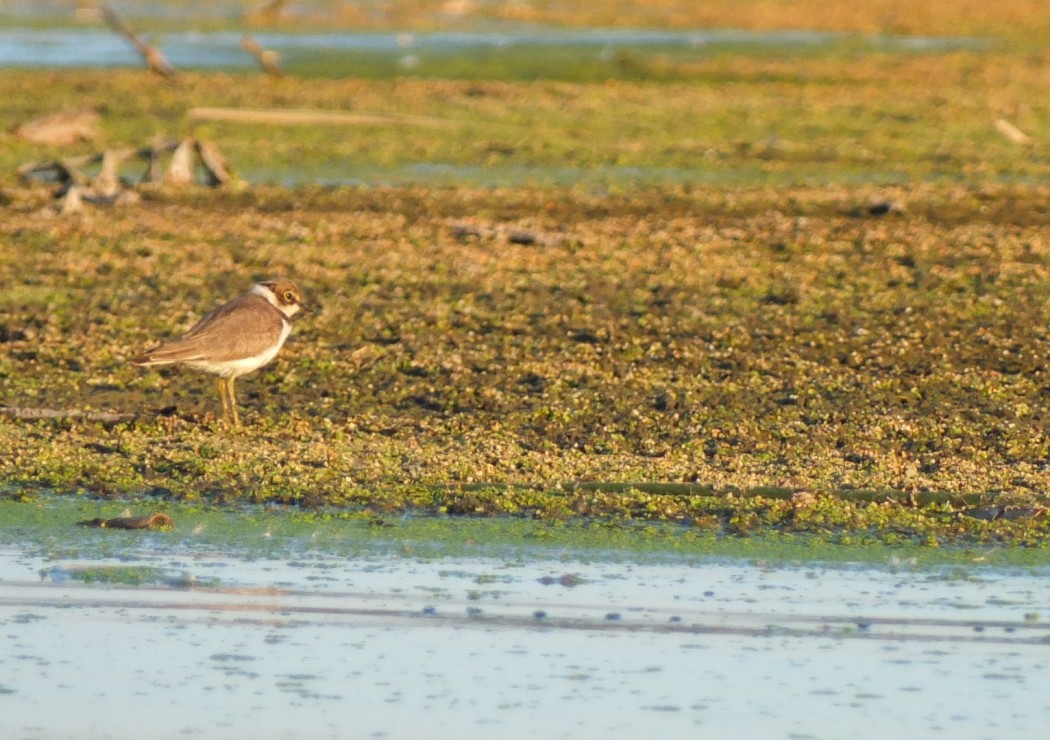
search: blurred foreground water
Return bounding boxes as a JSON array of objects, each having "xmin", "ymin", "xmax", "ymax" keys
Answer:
[{"xmin": 2, "ymin": 542, "xmax": 1048, "ymax": 739}]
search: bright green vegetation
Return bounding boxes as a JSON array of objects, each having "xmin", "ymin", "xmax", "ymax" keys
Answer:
[{"xmin": 5, "ymin": 496, "xmax": 1050, "ymax": 567}]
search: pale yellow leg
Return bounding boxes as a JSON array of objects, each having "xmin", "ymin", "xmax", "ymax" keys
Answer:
[
  {"xmin": 227, "ymin": 376, "xmax": 242, "ymax": 428},
  {"xmin": 217, "ymin": 377, "xmax": 230, "ymax": 425}
]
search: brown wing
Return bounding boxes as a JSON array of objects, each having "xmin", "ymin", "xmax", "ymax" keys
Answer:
[{"xmin": 134, "ymin": 294, "xmax": 287, "ymax": 364}]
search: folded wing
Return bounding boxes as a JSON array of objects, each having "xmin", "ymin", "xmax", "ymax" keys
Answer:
[{"xmin": 133, "ymin": 294, "xmax": 287, "ymax": 365}]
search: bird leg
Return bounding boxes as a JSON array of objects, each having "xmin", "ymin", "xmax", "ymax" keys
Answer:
[
  {"xmin": 217, "ymin": 377, "xmax": 231, "ymax": 425},
  {"xmin": 227, "ymin": 377, "xmax": 242, "ymax": 428},
  {"xmin": 216, "ymin": 377, "xmax": 241, "ymax": 428}
]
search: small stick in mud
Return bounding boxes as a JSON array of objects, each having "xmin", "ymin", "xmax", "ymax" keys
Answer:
[{"xmin": 0, "ymin": 406, "xmax": 135, "ymax": 423}]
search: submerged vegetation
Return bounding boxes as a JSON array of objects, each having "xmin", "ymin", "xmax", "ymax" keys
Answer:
[{"xmin": 0, "ymin": 0, "xmax": 1049, "ymax": 549}]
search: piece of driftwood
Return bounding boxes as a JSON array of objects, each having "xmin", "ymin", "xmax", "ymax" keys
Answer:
[
  {"xmin": 16, "ymin": 109, "xmax": 101, "ymax": 146},
  {"xmin": 196, "ymin": 140, "xmax": 232, "ymax": 185},
  {"xmin": 99, "ymin": 4, "xmax": 177, "ymax": 79},
  {"xmin": 18, "ymin": 138, "xmax": 232, "ymax": 213},
  {"xmin": 0, "ymin": 406, "xmax": 135, "ymax": 423},
  {"xmin": 241, "ymin": 35, "xmax": 284, "ymax": 77},
  {"xmin": 187, "ymin": 106, "xmax": 454, "ymax": 128},
  {"xmin": 165, "ymin": 139, "xmax": 195, "ymax": 184},
  {"xmin": 18, "ymin": 142, "xmax": 178, "ymax": 186},
  {"xmin": 60, "ymin": 184, "xmax": 85, "ymax": 215},
  {"xmin": 78, "ymin": 513, "xmax": 174, "ymax": 530},
  {"xmin": 93, "ymin": 149, "xmax": 126, "ymax": 197},
  {"xmin": 18, "ymin": 159, "xmax": 85, "ymax": 186},
  {"xmin": 57, "ymin": 186, "xmax": 141, "ymax": 212}
]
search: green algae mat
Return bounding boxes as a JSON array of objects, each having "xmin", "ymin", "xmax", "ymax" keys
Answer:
[
  {"xmin": 1, "ymin": 0, "xmax": 1049, "ymax": 547},
  {"xmin": 5, "ymin": 496, "xmax": 1050, "ymax": 566},
  {"xmin": 2, "ymin": 182, "xmax": 1050, "ymax": 550}
]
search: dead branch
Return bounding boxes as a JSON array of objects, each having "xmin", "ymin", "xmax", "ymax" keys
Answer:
[
  {"xmin": 241, "ymin": 35, "xmax": 284, "ymax": 77},
  {"xmin": 19, "ymin": 139, "xmax": 222, "ymax": 197},
  {"xmin": 99, "ymin": 4, "xmax": 177, "ymax": 78}
]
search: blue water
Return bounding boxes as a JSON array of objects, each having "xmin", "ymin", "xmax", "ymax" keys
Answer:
[{"xmin": 0, "ymin": 27, "xmax": 988, "ymax": 70}]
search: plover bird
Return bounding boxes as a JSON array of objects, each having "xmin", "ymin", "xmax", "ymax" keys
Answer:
[{"xmin": 132, "ymin": 280, "xmax": 305, "ymax": 427}]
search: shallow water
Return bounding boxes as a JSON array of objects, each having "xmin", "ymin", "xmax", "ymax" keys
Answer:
[
  {"xmin": 2, "ymin": 539, "xmax": 1050, "ymax": 739},
  {"xmin": 0, "ymin": 27, "xmax": 986, "ymax": 71}
]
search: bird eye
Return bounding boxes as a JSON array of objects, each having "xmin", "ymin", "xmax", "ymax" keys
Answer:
[{"xmin": 284, "ymin": 291, "xmax": 295, "ymax": 302}]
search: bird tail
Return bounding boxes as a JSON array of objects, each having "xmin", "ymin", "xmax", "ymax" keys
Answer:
[
  {"xmin": 132, "ymin": 342, "xmax": 204, "ymax": 366},
  {"xmin": 131, "ymin": 350, "xmax": 169, "ymax": 367}
]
